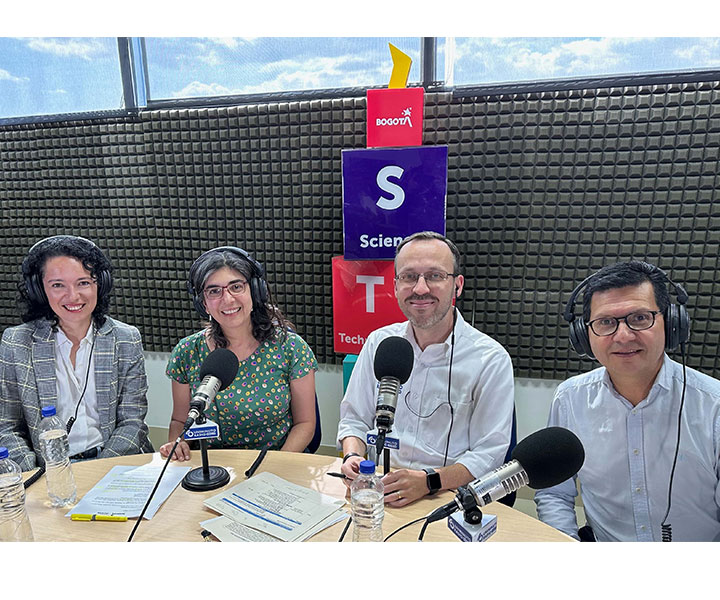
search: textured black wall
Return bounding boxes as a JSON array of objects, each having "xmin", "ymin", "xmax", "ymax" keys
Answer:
[{"xmin": 1, "ymin": 81, "xmax": 719, "ymax": 380}]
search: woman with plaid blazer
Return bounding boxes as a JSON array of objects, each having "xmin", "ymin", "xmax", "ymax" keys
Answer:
[{"xmin": 0, "ymin": 236, "xmax": 153, "ymax": 471}]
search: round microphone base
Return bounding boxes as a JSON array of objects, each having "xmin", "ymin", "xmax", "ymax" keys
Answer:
[{"xmin": 182, "ymin": 465, "xmax": 230, "ymax": 492}]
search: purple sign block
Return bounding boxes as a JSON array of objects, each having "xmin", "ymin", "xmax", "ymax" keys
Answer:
[{"xmin": 342, "ymin": 146, "xmax": 448, "ymax": 260}]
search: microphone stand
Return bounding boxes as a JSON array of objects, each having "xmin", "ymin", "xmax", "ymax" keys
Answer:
[
  {"xmin": 455, "ymin": 486, "xmax": 483, "ymax": 525},
  {"xmin": 374, "ymin": 427, "xmax": 394, "ymax": 476},
  {"xmin": 181, "ymin": 412, "xmax": 230, "ymax": 492}
]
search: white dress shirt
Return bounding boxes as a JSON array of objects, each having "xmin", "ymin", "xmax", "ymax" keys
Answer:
[
  {"xmin": 337, "ymin": 311, "xmax": 515, "ymax": 479},
  {"xmin": 54, "ymin": 327, "xmax": 102, "ymax": 456},
  {"xmin": 535, "ymin": 354, "xmax": 720, "ymax": 541}
]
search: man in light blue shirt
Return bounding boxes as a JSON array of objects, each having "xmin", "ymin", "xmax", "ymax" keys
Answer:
[{"xmin": 535, "ymin": 261, "xmax": 720, "ymax": 541}]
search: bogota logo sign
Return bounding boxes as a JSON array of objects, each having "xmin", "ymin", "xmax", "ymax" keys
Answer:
[
  {"xmin": 376, "ymin": 107, "xmax": 413, "ymax": 128},
  {"xmin": 367, "ymin": 88, "xmax": 423, "ymax": 147}
]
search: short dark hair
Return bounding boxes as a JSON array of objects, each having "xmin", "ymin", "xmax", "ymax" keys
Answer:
[
  {"xmin": 582, "ymin": 261, "xmax": 671, "ymax": 322},
  {"xmin": 189, "ymin": 249, "xmax": 292, "ymax": 347},
  {"xmin": 18, "ymin": 235, "xmax": 113, "ymax": 328},
  {"xmin": 394, "ymin": 231, "xmax": 462, "ymax": 274}
]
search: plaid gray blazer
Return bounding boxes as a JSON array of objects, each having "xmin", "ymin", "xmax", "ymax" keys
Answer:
[{"xmin": 0, "ymin": 316, "xmax": 153, "ymax": 470}]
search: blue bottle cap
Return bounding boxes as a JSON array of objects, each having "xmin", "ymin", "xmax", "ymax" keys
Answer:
[
  {"xmin": 0, "ymin": 447, "xmax": 8, "ymax": 459},
  {"xmin": 359, "ymin": 460, "xmax": 376, "ymax": 474},
  {"xmin": 41, "ymin": 406, "xmax": 57, "ymax": 418}
]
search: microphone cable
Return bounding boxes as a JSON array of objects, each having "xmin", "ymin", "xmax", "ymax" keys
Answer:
[
  {"xmin": 127, "ymin": 435, "xmax": 184, "ymax": 542},
  {"xmin": 338, "ymin": 516, "xmax": 352, "ymax": 542},
  {"xmin": 383, "ymin": 516, "xmax": 429, "ymax": 541},
  {"xmin": 442, "ymin": 306, "xmax": 458, "ymax": 467},
  {"xmin": 660, "ymin": 341, "xmax": 688, "ymax": 542},
  {"xmin": 23, "ymin": 464, "xmax": 45, "ymax": 489},
  {"xmin": 65, "ymin": 327, "xmax": 96, "ymax": 436},
  {"xmin": 401, "ymin": 305, "xmax": 458, "ymax": 467}
]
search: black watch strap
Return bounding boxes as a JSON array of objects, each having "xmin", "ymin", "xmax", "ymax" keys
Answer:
[
  {"xmin": 423, "ymin": 467, "xmax": 441, "ymax": 495},
  {"xmin": 342, "ymin": 452, "xmax": 362, "ymax": 464}
]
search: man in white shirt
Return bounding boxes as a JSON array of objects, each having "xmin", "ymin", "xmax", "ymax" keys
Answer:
[
  {"xmin": 337, "ymin": 231, "xmax": 515, "ymax": 506},
  {"xmin": 535, "ymin": 261, "xmax": 720, "ymax": 541}
]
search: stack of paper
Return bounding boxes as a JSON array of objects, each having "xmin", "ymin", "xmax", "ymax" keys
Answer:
[
  {"xmin": 66, "ymin": 463, "xmax": 191, "ymax": 519},
  {"xmin": 202, "ymin": 471, "xmax": 347, "ymax": 542}
]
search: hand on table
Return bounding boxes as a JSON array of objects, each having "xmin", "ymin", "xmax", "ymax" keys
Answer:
[
  {"xmin": 340, "ymin": 455, "xmax": 363, "ymax": 488},
  {"xmin": 381, "ymin": 469, "xmax": 429, "ymax": 507},
  {"xmin": 159, "ymin": 440, "xmax": 191, "ymax": 461}
]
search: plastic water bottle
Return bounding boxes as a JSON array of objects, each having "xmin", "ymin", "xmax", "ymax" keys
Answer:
[
  {"xmin": 37, "ymin": 406, "xmax": 77, "ymax": 507},
  {"xmin": 351, "ymin": 460, "xmax": 384, "ymax": 542},
  {"xmin": 0, "ymin": 446, "xmax": 34, "ymax": 542}
]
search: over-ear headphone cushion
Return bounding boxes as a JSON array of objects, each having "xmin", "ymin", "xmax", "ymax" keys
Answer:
[
  {"xmin": 22, "ymin": 236, "xmax": 112, "ymax": 306},
  {"xmin": 569, "ymin": 317, "xmax": 595, "ymax": 359},
  {"xmin": 665, "ymin": 304, "xmax": 690, "ymax": 351}
]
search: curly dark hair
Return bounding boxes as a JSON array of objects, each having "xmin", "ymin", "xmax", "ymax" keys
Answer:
[
  {"xmin": 18, "ymin": 235, "xmax": 113, "ymax": 328},
  {"xmin": 189, "ymin": 249, "xmax": 293, "ymax": 348}
]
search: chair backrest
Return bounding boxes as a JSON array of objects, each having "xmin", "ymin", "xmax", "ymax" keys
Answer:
[{"xmin": 305, "ymin": 395, "xmax": 322, "ymax": 454}]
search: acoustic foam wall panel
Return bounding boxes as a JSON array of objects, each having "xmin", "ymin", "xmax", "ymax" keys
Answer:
[{"xmin": 1, "ymin": 82, "xmax": 719, "ymax": 381}]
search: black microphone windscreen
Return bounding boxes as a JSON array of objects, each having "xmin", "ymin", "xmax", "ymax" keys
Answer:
[
  {"xmin": 511, "ymin": 426, "xmax": 585, "ymax": 489},
  {"xmin": 198, "ymin": 348, "xmax": 239, "ymax": 390},
  {"xmin": 373, "ymin": 336, "xmax": 414, "ymax": 383}
]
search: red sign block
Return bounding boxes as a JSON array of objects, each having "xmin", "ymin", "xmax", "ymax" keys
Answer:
[
  {"xmin": 366, "ymin": 87, "xmax": 424, "ymax": 148},
  {"xmin": 332, "ymin": 256, "xmax": 406, "ymax": 354}
]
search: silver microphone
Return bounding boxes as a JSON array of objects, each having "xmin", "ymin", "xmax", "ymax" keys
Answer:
[
  {"xmin": 183, "ymin": 349, "xmax": 239, "ymax": 430},
  {"xmin": 465, "ymin": 460, "xmax": 529, "ymax": 507},
  {"xmin": 427, "ymin": 427, "xmax": 585, "ymax": 523},
  {"xmin": 186, "ymin": 374, "xmax": 225, "ymax": 424}
]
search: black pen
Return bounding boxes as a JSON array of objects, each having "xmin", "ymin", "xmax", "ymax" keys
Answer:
[
  {"xmin": 327, "ymin": 471, "xmax": 349, "ymax": 480},
  {"xmin": 245, "ymin": 448, "xmax": 268, "ymax": 478}
]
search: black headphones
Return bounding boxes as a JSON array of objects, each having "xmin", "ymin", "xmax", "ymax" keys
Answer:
[
  {"xmin": 187, "ymin": 246, "xmax": 268, "ymax": 320},
  {"xmin": 563, "ymin": 261, "xmax": 690, "ymax": 358},
  {"xmin": 21, "ymin": 235, "xmax": 113, "ymax": 306}
]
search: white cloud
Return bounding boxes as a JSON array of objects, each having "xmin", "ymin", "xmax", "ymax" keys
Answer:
[
  {"xmin": 198, "ymin": 49, "xmax": 222, "ymax": 66},
  {"xmin": 207, "ymin": 37, "xmax": 240, "ymax": 49},
  {"xmin": 674, "ymin": 38, "xmax": 720, "ymax": 64},
  {"xmin": 172, "ymin": 80, "xmax": 237, "ymax": 97},
  {"xmin": 0, "ymin": 68, "xmax": 28, "ymax": 83},
  {"xmin": 24, "ymin": 37, "xmax": 106, "ymax": 60},
  {"xmin": 172, "ymin": 51, "xmax": 393, "ymax": 98},
  {"xmin": 260, "ymin": 54, "xmax": 360, "ymax": 75},
  {"xmin": 452, "ymin": 37, "xmax": 666, "ymax": 80}
]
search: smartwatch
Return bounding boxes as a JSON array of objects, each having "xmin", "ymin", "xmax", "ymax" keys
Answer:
[{"xmin": 423, "ymin": 468, "xmax": 441, "ymax": 495}]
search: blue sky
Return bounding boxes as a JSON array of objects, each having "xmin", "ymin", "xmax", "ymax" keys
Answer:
[
  {"xmin": 1, "ymin": 28, "xmax": 720, "ymax": 119},
  {"xmin": 1, "ymin": 1, "xmax": 719, "ymax": 119}
]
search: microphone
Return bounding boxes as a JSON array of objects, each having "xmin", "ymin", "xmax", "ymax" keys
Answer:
[
  {"xmin": 373, "ymin": 336, "xmax": 414, "ymax": 457},
  {"xmin": 183, "ymin": 348, "xmax": 239, "ymax": 430},
  {"xmin": 427, "ymin": 426, "xmax": 585, "ymax": 523}
]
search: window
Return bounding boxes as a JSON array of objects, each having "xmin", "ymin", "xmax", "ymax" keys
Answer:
[
  {"xmin": 0, "ymin": 37, "xmax": 124, "ymax": 120},
  {"xmin": 447, "ymin": 37, "xmax": 720, "ymax": 87},
  {"xmin": 143, "ymin": 37, "xmax": 422, "ymax": 101}
]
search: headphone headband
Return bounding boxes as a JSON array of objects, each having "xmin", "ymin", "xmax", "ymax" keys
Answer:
[
  {"xmin": 564, "ymin": 261, "xmax": 690, "ymax": 358},
  {"xmin": 22, "ymin": 235, "xmax": 113, "ymax": 307},
  {"xmin": 187, "ymin": 246, "xmax": 268, "ymax": 320}
]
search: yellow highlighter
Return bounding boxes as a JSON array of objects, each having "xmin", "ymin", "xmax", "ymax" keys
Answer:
[{"xmin": 71, "ymin": 514, "xmax": 127, "ymax": 522}]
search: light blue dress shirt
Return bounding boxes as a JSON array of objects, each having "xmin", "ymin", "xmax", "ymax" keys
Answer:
[{"xmin": 535, "ymin": 354, "xmax": 720, "ymax": 541}]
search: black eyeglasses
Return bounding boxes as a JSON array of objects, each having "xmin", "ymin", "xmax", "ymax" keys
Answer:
[
  {"xmin": 203, "ymin": 280, "xmax": 247, "ymax": 300},
  {"xmin": 587, "ymin": 310, "xmax": 661, "ymax": 336},
  {"xmin": 395, "ymin": 271, "xmax": 456, "ymax": 288}
]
